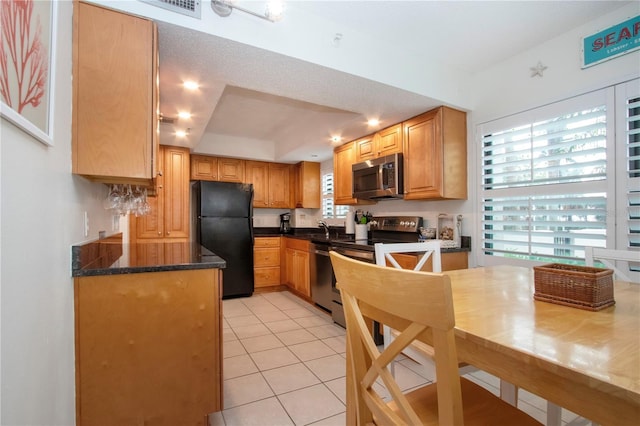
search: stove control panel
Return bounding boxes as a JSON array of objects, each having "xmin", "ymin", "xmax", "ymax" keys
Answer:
[{"xmin": 370, "ymin": 216, "xmax": 423, "ymax": 233}]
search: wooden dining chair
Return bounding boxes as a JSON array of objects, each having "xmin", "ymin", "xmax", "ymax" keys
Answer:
[
  {"xmin": 585, "ymin": 246, "xmax": 639, "ymax": 283},
  {"xmin": 330, "ymin": 251, "xmax": 541, "ymax": 425}
]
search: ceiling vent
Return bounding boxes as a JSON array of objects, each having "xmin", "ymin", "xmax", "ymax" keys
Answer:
[{"xmin": 140, "ymin": 0, "xmax": 201, "ymax": 19}]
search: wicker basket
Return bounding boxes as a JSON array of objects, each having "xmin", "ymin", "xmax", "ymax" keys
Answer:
[{"xmin": 533, "ymin": 263, "xmax": 615, "ymax": 311}]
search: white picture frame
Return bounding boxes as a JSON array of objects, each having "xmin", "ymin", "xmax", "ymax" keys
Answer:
[{"xmin": 1, "ymin": 0, "xmax": 57, "ymax": 147}]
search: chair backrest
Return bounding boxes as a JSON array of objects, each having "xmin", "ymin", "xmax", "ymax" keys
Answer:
[
  {"xmin": 584, "ymin": 247, "xmax": 639, "ymax": 283},
  {"xmin": 374, "ymin": 241, "xmax": 442, "ymax": 272},
  {"xmin": 330, "ymin": 251, "xmax": 463, "ymax": 425}
]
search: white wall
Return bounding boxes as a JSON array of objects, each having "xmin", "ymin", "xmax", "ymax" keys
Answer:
[{"xmin": 0, "ymin": 2, "xmax": 119, "ymax": 424}]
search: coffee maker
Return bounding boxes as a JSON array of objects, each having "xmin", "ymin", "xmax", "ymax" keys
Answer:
[{"xmin": 279, "ymin": 213, "xmax": 292, "ymax": 234}]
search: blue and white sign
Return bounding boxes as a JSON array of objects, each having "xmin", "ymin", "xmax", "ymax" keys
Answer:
[{"xmin": 582, "ymin": 15, "xmax": 640, "ymax": 68}]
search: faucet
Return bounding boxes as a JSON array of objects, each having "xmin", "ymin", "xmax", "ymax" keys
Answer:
[{"xmin": 318, "ymin": 220, "xmax": 330, "ymax": 239}]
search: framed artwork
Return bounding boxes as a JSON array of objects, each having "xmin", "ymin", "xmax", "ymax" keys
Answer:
[{"xmin": 0, "ymin": 0, "xmax": 57, "ymax": 146}]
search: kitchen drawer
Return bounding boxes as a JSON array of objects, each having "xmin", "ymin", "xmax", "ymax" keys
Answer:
[
  {"xmin": 254, "ymin": 247, "xmax": 280, "ymax": 267},
  {"xmin": 254, "ymin": 237, "xmax": 281, "ymax": 248},
  {"xmin": 254, "ymin": 267, "xmax": 281, "ymax": 287}
]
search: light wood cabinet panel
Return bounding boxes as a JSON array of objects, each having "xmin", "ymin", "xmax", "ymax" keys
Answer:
[
  {"xmin": 294, "ymin": 161, "xmax": 321, "ymax": 208},
  {"xmin": 382, "ymin": 251, "xmax": 468, "ymax": 271},
  {"xmin": 333, "ymin": 141, "xmax": 375, "ymax": 206},
  {"xmin": 190, "ymin": 155, "xmax": 218, "ymax": 181},
  {"xmin": 268, "ymin": 163, "xmax": 291, "ymax": 208},
  {"xmin": 403, "ymin": 106, "xmax": 467, "ymax": 200},
  {"xmin": 74, "ymin": 269, "xmax": 222, "ymax": 425},
  {"xmin": 284, "ymin": 238, "xmax": 311, "ymax": 297},
  {"xmin": 218, "ymin": 158, "xmax": 245, "ymax": 182},
  {"xmin": 254, "ymin": 237, "xmax": 281, "ymax": 287},
  {"xmin": 131, "ymin": 146, "xmax": 190, "ymax": 242},
  {"xmin": 245, "ymin": 161, "xmax": 292, "ymax": 208},
  {"xmin": 246, "ymin": 161, "xmax": 269, "ymax": 208},
  {"xmin": 355, "ymin": 124, "xmax": 402, "ymax": 162},
  {"xmin": 72, "ymin": 1, "xmax": 158, "ymax": 185}
]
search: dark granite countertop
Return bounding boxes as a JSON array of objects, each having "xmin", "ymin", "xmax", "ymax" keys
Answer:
[
  {"xmin": 254, "ymin": 228, "xmax": 471, "ymax": 253},
  {"xmin": 72, "ymin": 233, "xmax": 226, "ymax": 277}
]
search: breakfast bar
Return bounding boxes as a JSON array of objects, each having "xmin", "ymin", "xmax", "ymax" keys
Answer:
[{"xmin": 71, "ymin": 235, "xmax": 226, "ymax": 426}]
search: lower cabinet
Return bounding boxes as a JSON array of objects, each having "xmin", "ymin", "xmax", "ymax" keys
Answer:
[
  {"xmin": 284, "ymin": 238, "xmax": 311, "ymax": 298},
  {"xmin": 74, "ymin": 269, "xmax": 223, "ymax": 425},
  {"xmin": 384, "ymin": 251, "xmax": 468, "ymax": 271},
  {"xmin": 253, "ymin": 237, "xmax": 281, "ymax": 288}
]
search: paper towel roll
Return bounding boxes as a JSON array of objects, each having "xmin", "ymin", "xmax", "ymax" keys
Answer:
[
  {"xmin": 355, "ymin": 224, "xmax": 368, "ymax": 240},
  {"xmin": 345, "ymin": 210, "xmax": 355, "ymax": 234}
]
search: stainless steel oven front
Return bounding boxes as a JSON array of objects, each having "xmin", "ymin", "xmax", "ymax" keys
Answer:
[{"xmin": 329, "ymin": 246, "xmax": 383, "ymax": 344}]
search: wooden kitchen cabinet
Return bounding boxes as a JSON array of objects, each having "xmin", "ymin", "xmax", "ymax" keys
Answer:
[
  {"xmin": 190, "ymin": 155, "xmax": 218, "ymax": 181},
  {"xmin": 403, "ymin": 106, "xmax": 467, "ymax": 200},
  {"xmin": 245, "ymin": 161, "xmax": 292, "ymax": 208},
  {"xmin": 333, "ymin": 141, "xmax": 375, "ymax": 206},
  {"xmin": 382, "ymin": 251, "xmax": 468, "ymax": 271},
  {"xmin": 253, "ymin": 237, "xmax": 282, "ymax": 287},
  {"xmin": 218, "ymin": 158, "xmax": 245, "ymax": 182},
  {"xmin": 74, "ymin": 268, "xmax": 222, "ymax": 425},
  {"xmin": 284, "ymin": 238, "xmax": 311, "ymax": 298},
  {"xmin": 72, "ymin": 1, "xmax": 159, "ymax": 185},
  {"xmin": 355, "ymin": 124, "xmax": 403, "ymax": 162},
  {"xmin": 131, "ymin": 146, "xmax": 190, "ymax": 242},
  {"xmin": 293, "ymin": 161, "xmax": 321, "ymax": 208}
]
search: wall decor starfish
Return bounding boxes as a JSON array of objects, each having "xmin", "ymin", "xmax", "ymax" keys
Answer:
[{"xmin": 530, "ymin": 61, "xmax": 548, "ymax": 77}]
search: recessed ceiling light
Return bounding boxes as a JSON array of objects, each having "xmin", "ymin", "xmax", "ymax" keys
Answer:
[
  {"xmin": 183, "ymin": 80, "xmax": 199, "ymax": 90},
  {"xmin": 331, "ymin": 136, "xmax": 342, "ymax": 143},
  {"xmin": 367, "ymin": 118, "xmax": 380, "ymax": 126},
  {"xmin": 178, "ymin": 111, "xmax": 192, "ymax": 119},
  {"xmin": 175, "ymin": 130, "xmax": 188, "ymax": 138}
]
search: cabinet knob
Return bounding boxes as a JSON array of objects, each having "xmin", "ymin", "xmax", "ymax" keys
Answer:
[
  {"xmin": 158, "ymin": 232, "xmax": 162, "ymax": 235},
  {"xmin": 166, "ymin": 231, "xmax": 170, "ymax": 236}
]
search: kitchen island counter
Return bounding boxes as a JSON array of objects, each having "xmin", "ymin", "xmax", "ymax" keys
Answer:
[
  {"xmin": 71, "ymin": 233, "xmax": 225, "ymax": 277},
  {"xmin": 72, "ymin": 233, "xmax": 224, "ymax": 425}
]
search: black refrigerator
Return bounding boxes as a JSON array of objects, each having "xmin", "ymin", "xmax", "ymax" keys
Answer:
[{"xmin": 194, "ymin": 181, "xmax": 254, "ymax": 299}]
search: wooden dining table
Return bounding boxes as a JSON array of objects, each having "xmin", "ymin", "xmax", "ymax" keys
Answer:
[{"xmin": 346, "ymin": 265, "xmax": 640, "ymax": 425}]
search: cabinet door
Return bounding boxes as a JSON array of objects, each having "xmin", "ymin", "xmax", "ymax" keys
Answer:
[
  {"xmin": 354, "ymin": 135, "xmax": 376, "ymax": 162},
  {"xmin": 246, "ymin": 161, "xmax": 269, "ymax": 208},
  {"xmin": 284, "ymin": 248, "xmax": 296, "ymax": 289},
  {"xmin": 333, "ymin": 142, "xmax": 357, "ymax": 205},
  {"xmin": 377, "ymin": 124, "xmax": 403, "ymax": 157},
  {"xmin": 295, "ymin": 162, "xmax": 320, "ymax": 208},
  {"xmin": 268, "ymin": 163, "xmax": 291, "ymax": 208},
  {"xmin": 163, "ymin": 146, "xmax": 190, "ymax": 239},
  {"xmin": 403, "ymin": 109, "xmax": 443, "ymax": 199},
  {"xmin": 73, "ymin": 2, "xmax": 157, "ymax": 184},
  {"xmin": 218, "ymin": 158, "xmax": 245, "ymax": 182},
  {"xmin": 293, "ymin": 250, "xmax": 311, "ymax": 297},
  {"xmin": 190, "ymin": 155, "xmax": 218, "ymax": 181}
]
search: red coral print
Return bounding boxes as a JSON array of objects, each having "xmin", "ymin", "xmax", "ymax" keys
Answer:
[{"xmin": 0, "ymin": 0, "xmax": 48, "ymax": 113}]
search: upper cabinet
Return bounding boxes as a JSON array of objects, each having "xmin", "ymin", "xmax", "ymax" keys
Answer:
[
  {"xmin": 333, "ymin": 142, "xmax": 375, "ymax": 206},
  {"xmin": 245, "ymin": 161, "xmax": 292, "ymax": 208},
  {"xmin": 403, "ymin": 106, "xmax": 467, "ymax": 200},
  {"xmin": 294, "ymin": 162, "xmax": 320, "ymax": 208},
  {"xmin": 354, "ymin": 124, "xmax": 403, "ymax": 162},
  {"xmin": 72, "ymin": 1, "xmax": 158, "ymax": 185},
  {"xmin": 190, "ymin": 155, "xmax": 218, "ymax": 181},
  {"xmin": 218, "ymin": 158, "xmax": 245, "ymax": 183}
]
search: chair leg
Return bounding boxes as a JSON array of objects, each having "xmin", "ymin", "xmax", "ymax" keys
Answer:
[
  {"xmin": 546, "ymin": 402, "xmax": 562, "ymax": 426},
  {"xmin": 499, "ymin": 380, "xmax": 518, "ymax": 407}
]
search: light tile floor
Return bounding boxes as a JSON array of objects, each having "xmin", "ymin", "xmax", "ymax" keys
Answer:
[{"xmin": 210, "ymin": 290, "xmax": 588, "ymax": 426}]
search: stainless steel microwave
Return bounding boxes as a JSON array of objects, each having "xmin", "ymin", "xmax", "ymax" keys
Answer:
[{"xmin": 352, "ymin": 153, "xmax": 403, "ymax": 200}]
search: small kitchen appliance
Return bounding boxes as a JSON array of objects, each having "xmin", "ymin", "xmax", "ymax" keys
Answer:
[{"xmin": 280, "ymin": 213, "xmax": 292, "ymax": 234}]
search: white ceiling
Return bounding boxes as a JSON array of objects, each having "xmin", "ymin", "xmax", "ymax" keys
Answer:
[{"xmin": 155, "ymin": 0, "xmax": 630, "ymax": 162}]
